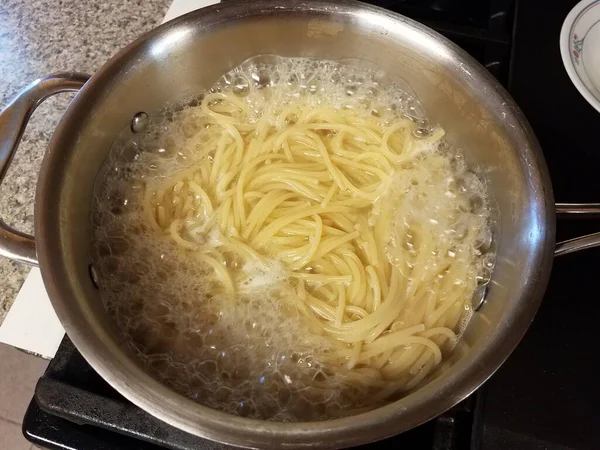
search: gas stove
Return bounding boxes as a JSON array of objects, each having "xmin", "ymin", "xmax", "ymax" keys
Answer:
[{"xmin": 22, "ymin": 1, "xmax": 600, "ymax": 449}]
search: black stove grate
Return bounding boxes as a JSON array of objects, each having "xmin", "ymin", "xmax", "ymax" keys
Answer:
[{"xmin": 369, "ymin": 0, "xmax": 515, "ymax": 83}]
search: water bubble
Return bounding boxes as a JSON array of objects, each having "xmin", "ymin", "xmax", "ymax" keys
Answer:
[
  {"xmin": 252, "ymin": 70, "xmax": 271, "ymax": 89},
  {"xmin": 119, "ymin": 141, "xmax": 141, "ymax": 163},
  {"xmin": 105, "ymin": 236, "xmax": 130, "ymax": 255},
  {"xmin": 287, "ymin": 73, "xmax": 299, "ymax": 86},
  {"xmin": 131, "ymin": 112, "xmax": 149, "ymax": 133},
  {"xmin": 417, "ymin": 118, "xmax": 429, "ymax": 128},
  {"xmin": 220, "ymin": 73, "xmax": 233, "ymax": 85},
  {"xmin": 89, "ymin": 264, "xmax": 99, "ymax": 289},
  {"xmin": 107, "ymin": 190, "xmax": 130, "ymax": 215},
  {"xmin": 236, "ymin": 401, "xmax": 252, "ymax": 416},
  {"xmin": 185, "ymin": 93, "xmax": 205, "ymax": 108},
  {"xmin": 103, "ymin": 256, "xmax": 120, "ymax": 276},
  {"xmin": 372, "ymin": 69, "xmax": 386, "ymax": 84},
  {"xmin": 345, "ymin": 85, "xmax": 358, "ymax": 96},
  {"xmin": 472, "ymin": 285, "xmax": 489, "ymax": 311},
  {"xmin": 469, "ymin": 195, "xmax": 484, "ymax": 213},
  {"xmin": 215, "ymin": 387, "xmax": 230, "ymax": 401},
  {"xmin": 413, "ymin": 128, "xmax": 431, "ymax": 138}
]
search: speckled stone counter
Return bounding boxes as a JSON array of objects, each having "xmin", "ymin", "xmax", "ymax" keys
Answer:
[{"xmin": 0, "ymin": 0, "xmax": 171, "ymax": 324}]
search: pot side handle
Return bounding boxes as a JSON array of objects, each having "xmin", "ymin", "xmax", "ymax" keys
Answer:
[
  {"xmin": 555, "ymin": 203, "xmax": 600, "ymax": 256},
  {"xmin": 0, "ymin": 72, "xmax": 90, "ymax": 266}
]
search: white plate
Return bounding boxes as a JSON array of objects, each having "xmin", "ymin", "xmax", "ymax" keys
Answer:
[{"xmin": 560, "ymin": 0, "xmax": 600, "ymax": 112}]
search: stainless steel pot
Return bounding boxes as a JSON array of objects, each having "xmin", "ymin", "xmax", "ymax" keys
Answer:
[{"xmin": 1, "ymin": 1, "xmax": 600, "ymax": 448}]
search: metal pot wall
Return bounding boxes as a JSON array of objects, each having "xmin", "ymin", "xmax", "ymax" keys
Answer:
[{"xmin": 1, "ymin": 1, "xmax": 600, "ymax": 448}]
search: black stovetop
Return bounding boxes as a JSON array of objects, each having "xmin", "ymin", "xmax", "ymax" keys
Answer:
[{"xmin": 22, "ymin": 1, "xmax": 600, "ymax": 449}]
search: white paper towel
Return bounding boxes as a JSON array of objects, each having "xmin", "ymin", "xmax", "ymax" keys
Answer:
[{"xmin": 0, "ymin": 0, "xmax": 220, "ymax": 358}]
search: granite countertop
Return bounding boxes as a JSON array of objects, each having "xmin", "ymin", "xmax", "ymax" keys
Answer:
[{"xmin": 0, "ymin": 0, "xmax": 171, "ymax": 324}]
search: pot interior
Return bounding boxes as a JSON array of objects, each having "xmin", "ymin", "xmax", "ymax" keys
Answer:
[{"xmin": 35, "ymin": 1, "xmax": 555, "ymax": 448}]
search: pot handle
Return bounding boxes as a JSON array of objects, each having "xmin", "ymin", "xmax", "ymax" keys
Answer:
[
  {"xmin": 555, "ymin": 203, "xmax": 600, "ymax": 256},
  {"xmin": 0, "ymin": 72, "xmax": 90, "ymax": 266}
]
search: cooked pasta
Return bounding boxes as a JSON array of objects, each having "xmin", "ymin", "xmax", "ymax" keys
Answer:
[{"xmin": 90, "ymin": 56, "xmax": 494, "ymax": 421}]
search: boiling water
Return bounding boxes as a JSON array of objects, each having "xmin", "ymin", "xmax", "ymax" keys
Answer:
[{"xmin": 90, "ymin": 56, "xmax": 495, "ymax": 421}]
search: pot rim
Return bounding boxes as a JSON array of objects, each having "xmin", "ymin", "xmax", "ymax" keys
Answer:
[{"xmin": 34, "ymin": 0, "xmax": 556, "ymax": 448}]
